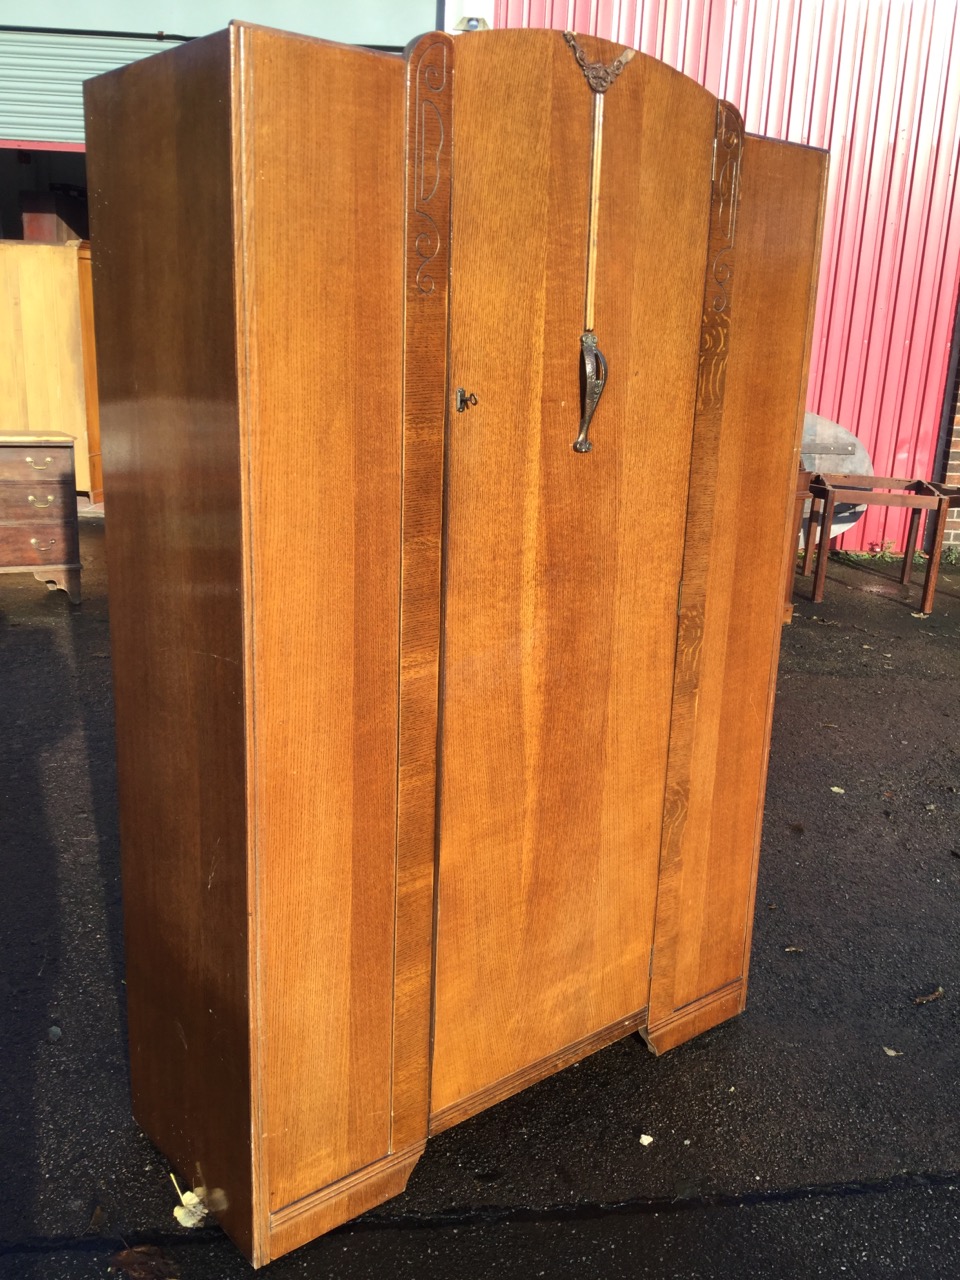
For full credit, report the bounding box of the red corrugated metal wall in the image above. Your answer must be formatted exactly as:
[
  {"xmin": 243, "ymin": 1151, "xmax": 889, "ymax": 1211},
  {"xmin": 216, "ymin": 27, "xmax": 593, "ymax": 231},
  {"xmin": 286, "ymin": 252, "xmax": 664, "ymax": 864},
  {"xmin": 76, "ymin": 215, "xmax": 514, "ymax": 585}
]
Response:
[{"xmin": 494, "ymin": 0, "xmax": 960, "ymax": 551}]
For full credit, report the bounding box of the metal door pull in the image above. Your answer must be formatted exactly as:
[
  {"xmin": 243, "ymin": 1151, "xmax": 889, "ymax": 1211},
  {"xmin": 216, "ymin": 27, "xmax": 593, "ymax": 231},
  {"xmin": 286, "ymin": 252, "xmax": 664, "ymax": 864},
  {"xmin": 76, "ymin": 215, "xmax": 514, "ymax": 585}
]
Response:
[{"xmin": 573, "ymin": 330, "xmax": 606, "ymax": 453}]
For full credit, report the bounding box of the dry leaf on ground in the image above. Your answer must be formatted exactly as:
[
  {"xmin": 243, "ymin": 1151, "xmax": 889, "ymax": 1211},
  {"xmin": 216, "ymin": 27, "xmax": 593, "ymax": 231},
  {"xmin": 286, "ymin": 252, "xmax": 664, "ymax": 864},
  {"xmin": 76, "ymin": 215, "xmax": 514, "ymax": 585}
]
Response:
[
  {"xmin": 882, "ymin": 1047, "xmax": 903, "ymax": 1057},
  {"xmin": 914, "ymin": 986, "xmax": 945, "ymax": 1005},
  {"xmin": 84, "ymin": 1202, "xmax": 106, "ymax": 1235},
  {"xmin": 109, "ymin": 1245, "xmax": 179, "ymax": 1279}
]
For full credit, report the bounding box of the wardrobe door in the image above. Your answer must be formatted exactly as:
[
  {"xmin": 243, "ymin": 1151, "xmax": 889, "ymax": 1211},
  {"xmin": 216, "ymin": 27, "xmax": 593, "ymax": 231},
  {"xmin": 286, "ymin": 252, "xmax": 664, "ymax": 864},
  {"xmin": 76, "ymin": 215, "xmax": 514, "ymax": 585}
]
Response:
[{"xmin": 430, "ymin": 30, "xmax": 715, "ymax": 1126}]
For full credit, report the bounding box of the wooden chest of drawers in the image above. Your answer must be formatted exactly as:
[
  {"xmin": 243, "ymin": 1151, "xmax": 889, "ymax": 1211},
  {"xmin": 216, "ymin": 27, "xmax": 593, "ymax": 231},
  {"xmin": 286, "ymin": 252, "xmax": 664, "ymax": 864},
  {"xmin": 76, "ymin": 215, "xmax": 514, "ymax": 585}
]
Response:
[{"xmin": 0, "ymin": 434, "xmax": 81, "ymax": 603}]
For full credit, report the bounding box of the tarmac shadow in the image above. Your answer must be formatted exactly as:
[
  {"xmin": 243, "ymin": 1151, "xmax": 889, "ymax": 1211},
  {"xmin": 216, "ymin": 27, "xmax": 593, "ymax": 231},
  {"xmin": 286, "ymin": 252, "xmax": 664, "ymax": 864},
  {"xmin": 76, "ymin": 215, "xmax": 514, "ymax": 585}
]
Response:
[
  {"xmin": 0, "ymin": 605, "xmax": 79, "ymax": 1239},
  {"xmin": 0, "ymin": 523, "xmax": 127, "ymax": 1247}
]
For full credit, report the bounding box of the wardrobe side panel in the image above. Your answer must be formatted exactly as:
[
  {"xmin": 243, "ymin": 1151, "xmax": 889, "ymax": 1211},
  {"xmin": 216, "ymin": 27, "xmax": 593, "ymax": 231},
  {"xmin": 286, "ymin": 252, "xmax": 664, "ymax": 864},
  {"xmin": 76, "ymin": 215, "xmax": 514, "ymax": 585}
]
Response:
[
  {"xmin": 235, "ymin": 27, "xmax": 406, "ymax": 1211},
  {"xmin": 647, "ymin": 138, "xmax": 828, "ymax": 1051},
  {"xmin": 84, "ymin": 32, "xmax": 254, "ymax": 1255}
]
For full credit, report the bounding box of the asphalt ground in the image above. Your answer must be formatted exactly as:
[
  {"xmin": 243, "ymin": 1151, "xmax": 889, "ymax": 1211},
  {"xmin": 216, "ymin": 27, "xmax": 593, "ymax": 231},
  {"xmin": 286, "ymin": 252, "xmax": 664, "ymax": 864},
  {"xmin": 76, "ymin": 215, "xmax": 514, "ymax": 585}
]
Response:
[{"xmin": 1, "ymin": 518, "xmax": 958, "ymax": 1280}]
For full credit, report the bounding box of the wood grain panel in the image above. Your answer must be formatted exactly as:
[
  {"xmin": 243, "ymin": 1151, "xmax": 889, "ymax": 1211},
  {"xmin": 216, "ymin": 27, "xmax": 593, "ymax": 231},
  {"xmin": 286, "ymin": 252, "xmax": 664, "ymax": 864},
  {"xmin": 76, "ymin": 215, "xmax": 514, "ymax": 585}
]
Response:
[
  {"xmin": 77, "ymin": 244, "xmax": 103, "ymax": 503},
  {"xmin": 84, "ymin": 30, "xmax": 254, "ymax": 1257},
  {"xmin": 429, "ymin": 1006, "xmax": 648, "ymax": 1135},
  {"xmin": 391, "ymin": 31, "xmax": 454, "ymax": 1155},
  {"xmin": 646, "ymin": 136, "xmax": 828, "ymax": 1050},
  {"xmin": 0, "ymin": 248, "xmax": 29, "ymax": 432},
  {"xmin": 431, "ymin": 30, "xmax": 715, "ymax": 1118},
  {"xmin": 0, "ymin": 242, "xmax": 91, "ymax": 491},
  {"xmin": 233, "ymin": 24, "xmax": 406, "ymax": 1213}
]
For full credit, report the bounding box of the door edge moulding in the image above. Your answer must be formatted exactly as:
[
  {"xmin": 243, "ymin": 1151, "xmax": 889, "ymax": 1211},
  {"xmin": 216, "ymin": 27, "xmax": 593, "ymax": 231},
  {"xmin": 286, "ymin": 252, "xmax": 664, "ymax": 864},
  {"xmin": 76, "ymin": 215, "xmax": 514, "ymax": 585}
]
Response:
[
  {"xmin": 392, "ymin": 28, "xmax": 454, "ymax": 1158},
  {"xmin": 645, "ymin": 94, "xmax": 744, "ymax": 1045}
]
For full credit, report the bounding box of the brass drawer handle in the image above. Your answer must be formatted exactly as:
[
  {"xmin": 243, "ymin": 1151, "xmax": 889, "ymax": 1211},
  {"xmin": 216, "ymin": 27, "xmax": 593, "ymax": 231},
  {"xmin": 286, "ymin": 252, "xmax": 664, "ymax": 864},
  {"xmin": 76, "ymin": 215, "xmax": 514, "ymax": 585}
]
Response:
[
  {"xmin": 24, "ymin": 455, "xmax": 54, "ymax": 470},
  {"xmin": 30, "ymin": 537, "xmax": 57, "ymax": 552},
  {"xmin": 28, "ymin": 494, "xmax": 56, "ymax": 508}
]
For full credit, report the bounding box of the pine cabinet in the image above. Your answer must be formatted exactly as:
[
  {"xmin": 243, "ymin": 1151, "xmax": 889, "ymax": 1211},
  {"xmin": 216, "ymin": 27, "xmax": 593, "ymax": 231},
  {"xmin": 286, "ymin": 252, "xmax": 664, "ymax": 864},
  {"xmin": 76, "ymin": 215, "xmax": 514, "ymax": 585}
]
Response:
[{"xmin": 84, "ymin": 23, "xmax": 827, "ymax": 1266}]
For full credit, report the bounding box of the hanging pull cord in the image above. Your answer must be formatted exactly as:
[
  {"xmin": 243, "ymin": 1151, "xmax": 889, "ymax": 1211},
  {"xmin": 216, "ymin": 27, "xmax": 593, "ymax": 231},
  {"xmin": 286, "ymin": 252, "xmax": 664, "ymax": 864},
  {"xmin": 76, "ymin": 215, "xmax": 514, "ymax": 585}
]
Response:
[{"xmin": 563, "ymin": 33, "xmax": 635, "ymax": 453}]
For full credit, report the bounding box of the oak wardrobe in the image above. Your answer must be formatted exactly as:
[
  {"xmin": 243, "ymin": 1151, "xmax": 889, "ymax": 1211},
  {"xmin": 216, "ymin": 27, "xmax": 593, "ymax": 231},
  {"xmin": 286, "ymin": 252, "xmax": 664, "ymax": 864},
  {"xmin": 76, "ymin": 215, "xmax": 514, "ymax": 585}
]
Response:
[{"xmin": 84, "ymin": 22, "xmax": 827, "ymax": 1266}]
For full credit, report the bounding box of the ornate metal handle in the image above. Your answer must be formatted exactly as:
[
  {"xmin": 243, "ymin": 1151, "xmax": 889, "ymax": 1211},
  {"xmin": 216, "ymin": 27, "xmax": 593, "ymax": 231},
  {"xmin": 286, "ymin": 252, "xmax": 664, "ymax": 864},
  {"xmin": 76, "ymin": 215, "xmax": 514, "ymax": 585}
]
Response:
[
  {"xmin": 24, "ymin": 455, "xmax": 54, "ymax": 470},
  {"xmin": 30, "ymin": 537, "xmax": 57, "ymax": 551},
  {"xmin": 28, "ymin": 494, "xmax": 56, "ymax": 508},
  {"xmin": 573, "ymin": 330, "xmax": 607, "ymax": 453}
]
